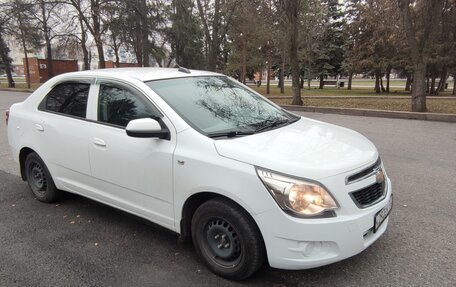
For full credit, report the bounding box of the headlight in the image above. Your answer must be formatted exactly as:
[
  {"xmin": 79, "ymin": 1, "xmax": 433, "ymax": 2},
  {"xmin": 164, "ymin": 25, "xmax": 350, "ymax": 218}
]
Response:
[{"xmin": 256, "ymin": 167, "xmax": 338, "ymax": 217}]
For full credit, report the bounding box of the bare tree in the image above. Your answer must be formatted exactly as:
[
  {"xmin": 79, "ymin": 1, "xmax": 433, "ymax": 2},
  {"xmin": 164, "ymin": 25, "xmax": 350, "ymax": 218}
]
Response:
[
  {"xmin": 0, "ymin": 6, "xmax": 15, "ymax": 88},
  {"xmin": 6, "ymin": 0, "xmax": 42, "ymax": 88},
  {"xmin": 398, "ymin": 0, "xmax": 445, "ymax": 112},
  {"xmin": 66, "ymin": 0, "xmax": 108, "ymax": 68},
  {"xmin": 28, "ymin": 0, "xmax": 64, "ymax": 78},
  {"xmin": 196, "ymin": 0, "xmax": 239, "ymax": 71},
  {"xmin": 275, "ymin": 0, "xmax": 302, "ymax": 104}
]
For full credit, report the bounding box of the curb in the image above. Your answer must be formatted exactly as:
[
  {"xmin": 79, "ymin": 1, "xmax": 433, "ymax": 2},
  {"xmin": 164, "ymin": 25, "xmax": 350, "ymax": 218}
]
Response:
[
  {"xmin": 0, "ymin": 88, "xmax": 35, "ymax": 93},
  {"xmin": 281, "ymin": 105, "xmax": 456, "ymax": 123}
]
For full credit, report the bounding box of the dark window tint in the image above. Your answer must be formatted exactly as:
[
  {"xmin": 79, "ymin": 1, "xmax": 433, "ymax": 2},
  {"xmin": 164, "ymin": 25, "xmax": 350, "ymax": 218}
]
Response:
[
  {"xmin": 98, "ymin": 83, "xmax": 160, "ymax": 127},
  {"xmin": 42, "ymin": 82, "xmax": 89, "ymax": 118}
]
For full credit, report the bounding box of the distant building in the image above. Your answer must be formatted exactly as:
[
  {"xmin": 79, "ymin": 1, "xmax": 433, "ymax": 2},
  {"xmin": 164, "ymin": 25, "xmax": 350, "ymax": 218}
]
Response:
[{"xmin": 23, "ymin": 58, "xmax": 78, "ymax": 83}]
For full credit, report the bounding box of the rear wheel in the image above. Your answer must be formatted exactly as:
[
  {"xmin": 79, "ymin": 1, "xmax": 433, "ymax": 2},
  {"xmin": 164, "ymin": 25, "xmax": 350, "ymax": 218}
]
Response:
[
  {"xmin": 191, "ymin": 198, "xmax": 265, "ymax": 280},
  {"xmin": 24, "ymin": 152, "xmax": 60, "ymax": 202}
]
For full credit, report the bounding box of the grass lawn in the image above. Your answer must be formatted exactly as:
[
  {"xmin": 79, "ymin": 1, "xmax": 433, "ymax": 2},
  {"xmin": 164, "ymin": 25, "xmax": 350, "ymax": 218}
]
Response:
[
  {"xmin": 0, "ymin": 82, "xmax": 41, "ymax": 90},
  {"xmin": 251, "ymin": 86, "xmax": 456, "ymax": 114},
  {"xmin": 350, "ymin": 79, "xmax": 407, "ymax": 86},
  {"xmin": 270, "ymin": 97, "xmax": 456, "ymax": 114},
  {"xmin": 252, "ymin": 86, "xmax": 455, "ymax": 97}
]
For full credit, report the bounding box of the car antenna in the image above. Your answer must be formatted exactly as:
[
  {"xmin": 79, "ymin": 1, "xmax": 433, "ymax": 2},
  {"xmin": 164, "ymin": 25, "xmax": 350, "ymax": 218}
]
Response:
[{"xmin": 175, "ymin": 63, "xmax": 191, "ymax": 74}]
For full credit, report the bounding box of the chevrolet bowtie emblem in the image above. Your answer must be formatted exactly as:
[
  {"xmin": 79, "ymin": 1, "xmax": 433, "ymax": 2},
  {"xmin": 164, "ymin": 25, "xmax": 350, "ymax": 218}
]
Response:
[{"xmin": 375, "ymin": 169, "xmax": 385, "ymax": 184}]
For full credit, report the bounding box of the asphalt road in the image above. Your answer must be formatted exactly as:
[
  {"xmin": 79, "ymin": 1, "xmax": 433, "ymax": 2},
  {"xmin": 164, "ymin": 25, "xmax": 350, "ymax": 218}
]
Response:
[{"xmin": 1, "ymin": 91, "xmax": 455, "ymax": 286}]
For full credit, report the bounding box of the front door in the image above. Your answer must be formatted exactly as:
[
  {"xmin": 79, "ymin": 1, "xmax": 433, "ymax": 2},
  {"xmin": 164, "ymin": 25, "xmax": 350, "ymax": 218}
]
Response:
[{"xmin": 88, "ymin": 80, "xmax": 176, "ymax": 229}]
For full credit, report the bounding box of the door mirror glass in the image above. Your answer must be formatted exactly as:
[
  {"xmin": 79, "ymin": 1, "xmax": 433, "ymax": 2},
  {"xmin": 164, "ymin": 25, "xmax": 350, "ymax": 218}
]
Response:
[{"xmin": 126, "ymin": 118, "xmax": 169, "ymax": 139}]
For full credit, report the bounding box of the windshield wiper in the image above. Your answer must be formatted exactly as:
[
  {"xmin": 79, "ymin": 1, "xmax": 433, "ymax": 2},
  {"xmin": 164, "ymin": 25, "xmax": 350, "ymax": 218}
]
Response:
[
  {"xmin": 207, "ymin": 130, "xmax": 255, "ymax": 139},
  {"xmin": 254, "ymin": 118, "xmax": 291, "ymax": 133}
]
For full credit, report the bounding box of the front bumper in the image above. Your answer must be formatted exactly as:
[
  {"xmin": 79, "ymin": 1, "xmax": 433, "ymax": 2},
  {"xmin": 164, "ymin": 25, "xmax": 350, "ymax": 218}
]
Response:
[{"xmin": 255, "ymin": 178, "xmax": 392, "ymax": 270}]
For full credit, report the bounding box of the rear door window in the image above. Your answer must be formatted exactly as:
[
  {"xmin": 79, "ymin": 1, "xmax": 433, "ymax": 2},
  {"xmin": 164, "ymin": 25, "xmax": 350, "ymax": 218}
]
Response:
[{"xmin": 39, "ymin": 82, "xmax": 90, "ymax": 118}]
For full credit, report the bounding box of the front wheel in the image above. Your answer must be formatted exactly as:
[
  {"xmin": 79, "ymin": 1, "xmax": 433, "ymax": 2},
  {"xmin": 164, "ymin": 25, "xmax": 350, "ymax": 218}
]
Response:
[
  {"xmin": 191, "ymin": 198, "xmax": 265, "ymax": 280},
  {"xmin": 24, "ymin": 152, "xmax": 60, "ymax": 203}
]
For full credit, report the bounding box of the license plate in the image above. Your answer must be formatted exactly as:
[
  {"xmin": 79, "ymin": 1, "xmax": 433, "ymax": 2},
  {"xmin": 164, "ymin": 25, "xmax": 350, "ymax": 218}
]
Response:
[{"xmin": 373, "ymin": 195, "xmax": 393, "ymax": 233}]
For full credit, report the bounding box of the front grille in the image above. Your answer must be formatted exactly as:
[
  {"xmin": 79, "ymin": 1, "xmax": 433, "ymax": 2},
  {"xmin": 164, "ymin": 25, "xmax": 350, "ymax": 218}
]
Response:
[
  {"xmin": 346, "ymin": 158, "xmax": 381, "ymax": 184},
  {"xmin": 350, "ymin": 182, "xmax": 385, "ymax": 208}
]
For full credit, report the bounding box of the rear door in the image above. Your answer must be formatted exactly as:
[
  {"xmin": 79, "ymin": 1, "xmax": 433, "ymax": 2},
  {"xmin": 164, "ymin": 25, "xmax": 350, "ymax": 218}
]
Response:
[
  {"xmin": 87, "ymin": 79, "xmax": 176, "ymax": 229},
  {"xmin": 34, "ymin": 79, "xmax": 94, "ymax": 186}
]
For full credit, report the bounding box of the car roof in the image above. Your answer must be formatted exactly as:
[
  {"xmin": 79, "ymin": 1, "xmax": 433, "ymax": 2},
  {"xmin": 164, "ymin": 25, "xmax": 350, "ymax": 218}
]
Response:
[{"xmin": 61, "ymin": 67, "xmax": 222, "ymax": 82}]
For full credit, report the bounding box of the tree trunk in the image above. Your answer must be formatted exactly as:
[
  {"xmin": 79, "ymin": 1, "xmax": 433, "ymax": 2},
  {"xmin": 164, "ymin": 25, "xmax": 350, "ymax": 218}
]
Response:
[
  {"xmin": 114, "ymin": 46, "xmax": 120, "ymax": 68},
  {"xmin": 281, "ymin": 62, "xmax": 285, "ymax": 94},
  {"xmin": 91, "ymin": 0, "xmax": 105, "ymax": 69},
  {"xmin": 40, "ymin": 0, "xmax": 53, "ymax": 78},
  {"xmin": 266, "ymin": 56, "xmax": 271, "ymax": 95},
  {"xmin": 405, "ymin": 73, "xmax": 412, "ymax": 91},
  {"xmin": 258, "ymin": 68, "xmax": 262, "ymax": 86},
  {"xmin": 141, "ymin": 25, "xmax": 149, "ymax": 66},
  {"xmin": 0, "ymin": 34, "xmax": 15, "ymax": 88},
  {"xmin": 380, "ymin": 76, "xmax": 386, "ymax": 92},
  {"xmin": 241, "ymin": 39, "xmax": 246, "ymax": 84},
  {"xmin": 300, "ymin": 75, "xmax": 304, "ymax": 89},
  {"xmin": 196, "ymin": 0, "xmax": 218, "ymax": 71},
  {"xmin": 453, "ymin": 72, "xmax": 456, "ymax": 95},
  {"xmin": 375, "ymin": 71, "xmax": 381, "ymax": 93},
  {"xmin": 78, "ymin": 16, "xmax": 90, "ymax": 70},
  {"xmin": 398, "ymin": 0, "xmax": 443, "ymax": 111},
  {"xmin": 438, "ymin": 68, "xmax": 448, "ymax": 92},
  {"xmin": 266, "ymin": 48, "xmax": 271, "ymax": 94},
  {"xmin": 277, "ymin": 68, "xmax": 282, "ymax": 89},
  {"xmin": 307, "ymin": 59, "xmax": 312, "ymax": 90},
  {"xmin": 206, "ymin": 43, "xmax": 218, "ymax": 72},
  {"xmin": 95, "ymin": 38, "xmax": 105, "ymax": 69},
  {"xmin": 45, "ymin": 38, "xmax": 53, "ymax": 77},
  {"xmin": 426, "ymin": 76, "xmax": 430, "ymax": 93},
  {"xmin": 3, "ymin": 65, "xmax": 15, "ymax": 88},
  {"xmin": 348, "ymin": 72, "xmax": 353, "ymax": 90},
  {"xmin": 81, "ymin": 44, "xmax": 89, "ymax": 70},
  {"xmin": 289, "ymin": 1, "xmax": 301, "ymax": 105},
  {"xmin": 319, "ymin": 75, "xmax": 324, "ymax": 89},
  {"xmin": 386, "ymin": 67, "xmax": 391, "ymax": 93},
  {"xmin": 430, "ymin": 74, "xmax": 436, "ymax": 95},
  {"xmin": 21, "ymin": 36, "xmax": 31, "ymax": 89},
  {"xmin": 5, "ymin": 68, "xmax": 15, "ymax": 88},
  {"xmin": 411, "ymin": 62, "xmax": 427, "ymax": 112}
]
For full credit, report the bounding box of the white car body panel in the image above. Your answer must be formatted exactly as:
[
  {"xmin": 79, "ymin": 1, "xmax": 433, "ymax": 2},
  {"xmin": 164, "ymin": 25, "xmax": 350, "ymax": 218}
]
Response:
[
  {"xmin": 214, "ymin": 117, "xmax": 378, "ymax": 180},
  {"xmin": 7, "ymin": 68, "xmax": 392, "ymax": 270}
]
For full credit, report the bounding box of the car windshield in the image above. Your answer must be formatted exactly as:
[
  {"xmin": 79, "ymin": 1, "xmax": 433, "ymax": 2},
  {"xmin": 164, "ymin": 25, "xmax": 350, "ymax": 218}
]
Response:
[{"xmin": 146, "ymin": 76, "xmax": 298, "ymax": 137}]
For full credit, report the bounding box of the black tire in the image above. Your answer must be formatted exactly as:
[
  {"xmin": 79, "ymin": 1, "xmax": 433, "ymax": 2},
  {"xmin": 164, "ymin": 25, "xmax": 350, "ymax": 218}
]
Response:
[
  {"xmin": 24, "ymin": 152, "xmax": 60, "ymax": 203},
  {"xmin": 191, "ymin": 198, "xmax": 265, "ymax": 280}
]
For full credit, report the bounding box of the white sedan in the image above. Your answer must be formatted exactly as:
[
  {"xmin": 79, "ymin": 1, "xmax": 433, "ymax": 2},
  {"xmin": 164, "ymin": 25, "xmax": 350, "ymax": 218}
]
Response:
[{"xmin": 6, "ymin": 68, "xmax": 392, "ymax": 280}]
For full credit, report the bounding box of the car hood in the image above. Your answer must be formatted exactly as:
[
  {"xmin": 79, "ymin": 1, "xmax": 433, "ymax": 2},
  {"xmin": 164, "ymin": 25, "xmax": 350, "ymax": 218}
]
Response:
[{"xmin": 214, "ymin": 117, "xmax": 378, "ymax": 180}]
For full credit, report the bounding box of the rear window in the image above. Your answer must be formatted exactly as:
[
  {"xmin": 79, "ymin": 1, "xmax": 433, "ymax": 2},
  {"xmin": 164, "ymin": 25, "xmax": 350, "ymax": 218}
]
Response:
[{"xmin": 39, "ymin": 82, "xmax": 90, "ymax": 118}]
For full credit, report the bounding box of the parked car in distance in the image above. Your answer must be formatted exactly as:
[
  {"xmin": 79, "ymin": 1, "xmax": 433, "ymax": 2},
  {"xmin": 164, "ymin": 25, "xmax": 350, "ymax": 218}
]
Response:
[{"xmin": 6, "ymin": 68, "xmax": 392, "ymax": 280}]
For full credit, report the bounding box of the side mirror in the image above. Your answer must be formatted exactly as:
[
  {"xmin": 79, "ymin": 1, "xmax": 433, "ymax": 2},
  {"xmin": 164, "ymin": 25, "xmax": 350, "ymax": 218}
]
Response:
[{"xmin": 125, "ymin": 118, "xmax": 170, "ymax": 139}]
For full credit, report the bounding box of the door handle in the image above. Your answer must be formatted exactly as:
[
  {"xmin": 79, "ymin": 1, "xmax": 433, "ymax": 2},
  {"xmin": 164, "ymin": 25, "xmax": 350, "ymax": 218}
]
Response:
[
  {"xmin": 92, "ymin": 137, "xmax": 106, "ymax": 147},
  {"xmin": 34, "ymin": 124, "xmax": 44, "ymax": 132}
]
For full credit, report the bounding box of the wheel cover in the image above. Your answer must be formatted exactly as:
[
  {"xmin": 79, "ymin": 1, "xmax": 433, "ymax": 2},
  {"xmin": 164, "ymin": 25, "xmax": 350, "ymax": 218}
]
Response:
[
  {"xmin": 28, "ymin": 161, "xmax": 47, "ymax": 195},
  {"xmin": 203, "ymin": 218, "xmax": 242, "ymax": 268}
]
